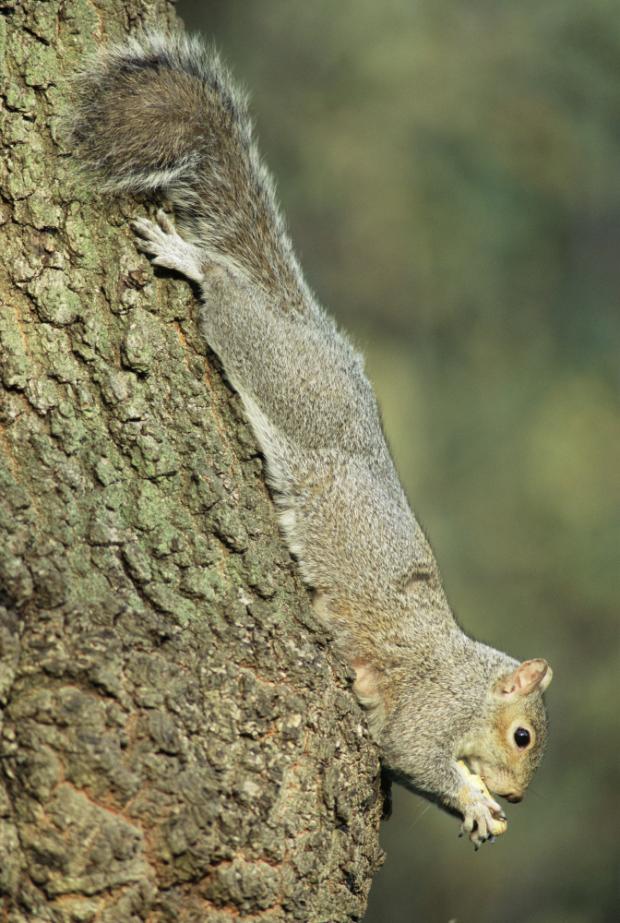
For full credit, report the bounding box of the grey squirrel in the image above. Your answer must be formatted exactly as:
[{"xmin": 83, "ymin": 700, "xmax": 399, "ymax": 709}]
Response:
[{"xmin": 71, "ymin": 31, "xmax": 553, "ymax": 848}]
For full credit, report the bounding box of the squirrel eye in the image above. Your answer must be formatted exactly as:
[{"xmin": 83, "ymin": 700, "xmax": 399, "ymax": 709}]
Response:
[{"xmin": 514, "ymin": 727, "xmax": 531, "ymax": 748}]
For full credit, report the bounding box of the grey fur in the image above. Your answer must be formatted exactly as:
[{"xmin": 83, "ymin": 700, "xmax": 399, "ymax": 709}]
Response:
[{"xmin": 70, "ymin": 31, "xmax": 553, "ymax": 847}]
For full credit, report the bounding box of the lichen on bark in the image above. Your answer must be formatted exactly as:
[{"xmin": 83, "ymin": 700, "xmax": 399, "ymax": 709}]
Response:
[{"xmin": 0, "ymin": 2, "xmax": 383, "ymax": 921}]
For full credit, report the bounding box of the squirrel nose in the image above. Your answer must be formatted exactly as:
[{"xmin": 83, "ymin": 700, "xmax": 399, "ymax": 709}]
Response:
[{"xmin": 505, "ymin": 792, "xmax": 523, "ymax": 804}]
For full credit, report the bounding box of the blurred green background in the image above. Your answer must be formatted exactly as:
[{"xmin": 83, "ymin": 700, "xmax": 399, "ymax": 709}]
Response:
[{"xmin": 180, "ymin": 3, "xmax": 619, "ymax": 921}]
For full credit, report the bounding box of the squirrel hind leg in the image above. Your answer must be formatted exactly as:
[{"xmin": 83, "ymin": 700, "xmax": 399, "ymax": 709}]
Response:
[{"xmin": 132, "ymin": 210, "xmax": 205, "ymax": 284}]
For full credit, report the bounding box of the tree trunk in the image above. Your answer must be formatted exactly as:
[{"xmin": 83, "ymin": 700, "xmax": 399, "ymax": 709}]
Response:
[{"xmin": 0, "ymin": 3, "xmax": 383, "ymax": 921}]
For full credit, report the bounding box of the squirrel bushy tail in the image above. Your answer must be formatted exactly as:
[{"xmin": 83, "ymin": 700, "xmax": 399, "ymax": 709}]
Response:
[{"xmin": 71, "ymin": 32, "xmax": 303, "ymax": 299}]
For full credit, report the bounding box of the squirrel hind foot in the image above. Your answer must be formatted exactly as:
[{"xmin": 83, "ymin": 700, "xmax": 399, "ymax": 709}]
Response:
[{"xmin": 132, "ymin": 210, "xmax": 205, "ymax": 284}]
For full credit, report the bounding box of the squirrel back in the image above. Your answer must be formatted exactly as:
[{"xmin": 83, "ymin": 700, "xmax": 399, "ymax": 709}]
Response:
[{"xmin": 70, "ymin": 32, "xmax": 553, "ymax": 849}]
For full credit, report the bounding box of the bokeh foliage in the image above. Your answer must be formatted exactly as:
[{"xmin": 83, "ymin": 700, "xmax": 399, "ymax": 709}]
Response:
[{"xmin": 180, "ymin": 2, "xmax": 619, "ymax": 921}]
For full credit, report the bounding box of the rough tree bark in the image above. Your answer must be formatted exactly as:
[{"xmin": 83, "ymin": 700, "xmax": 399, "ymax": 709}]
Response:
[{"xmin": 0, "ymin": 2, "xmax": 383, "ymax": 921}]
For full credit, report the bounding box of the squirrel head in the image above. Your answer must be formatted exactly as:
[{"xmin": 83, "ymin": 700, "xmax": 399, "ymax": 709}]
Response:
[{"xmin": 459, "ymin": 658, "xmax": 553, "ymax": 803}]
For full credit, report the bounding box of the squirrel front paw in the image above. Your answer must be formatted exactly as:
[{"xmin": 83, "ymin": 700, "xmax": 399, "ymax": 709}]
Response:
[{"xmin": 456, "ymin": 760, "xmax": 508, "ymax": 849}]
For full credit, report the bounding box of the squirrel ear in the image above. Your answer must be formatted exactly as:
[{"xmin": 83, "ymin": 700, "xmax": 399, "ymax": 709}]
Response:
[
  {"xmin": 352, "ymin": 658, "xmax": 382, "ymax": 710},
  {"xmin": 495, "ymin": 658, "xmax": 553, "ymax": 699}
]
